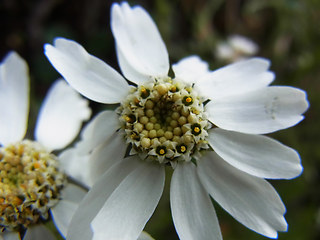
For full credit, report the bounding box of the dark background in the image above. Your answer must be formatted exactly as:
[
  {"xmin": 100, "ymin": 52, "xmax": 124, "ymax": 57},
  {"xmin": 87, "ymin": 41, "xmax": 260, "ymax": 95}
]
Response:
[{"xmin": 1, "ymin": 0, "xmax": 319, "ymax": 239}]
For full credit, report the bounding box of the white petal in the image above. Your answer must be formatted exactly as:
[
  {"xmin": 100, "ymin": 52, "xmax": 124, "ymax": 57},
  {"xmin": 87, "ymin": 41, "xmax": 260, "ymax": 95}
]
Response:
[
  {"xmin": 198, "ymin": 151, "xmax": 287, "ymax": 238},
  {"xmin": 61, "ymin": 183, "xmax": 87, "ymax": 203},
  {"xmin": 137, "ymin": 232, "xmax": 155, "ymax": 240},
  {"xmin": 0, "ymin": 231, "xmax": 20, "ymax": 240},
  {"xmin": 67, "ymin": 156, "xmax": 141, "ymax": 240},
  {"xmin": 92, "ymin": 162, "xmax": 165, "ymax": 240},
  {"xmin": 229, "ymin": 35, "xmax": 258, "ymax": 55},
  {"xmin": 111, "ymin": 2, "xmax": 169, "ymax": 84},
  {"xmin": 59, "ymin": 147, "xmax": 92, "ymax": 187},
  {"xmin": 35, "ymin": 79, "xmax": 91, "ymax": 151},
  {"xmin": 170, "ymin": 162, "xmax": 222, "ymax": 240},
  {"xmin": 0, "ymin": 52, "xmax": 29, "ymax": 145},
  {"xmin": 89, "ymin": 131, "xmax": 127, "ymax": 184},
  {"xmin": 209, "ymin": 128, "xmax": 302, "ymax": 179},
  {"xmin": 172, "ymin": 55, "xmax": 210, "ymax": 84},
  {"xmin": 51, "ymin": 199, "xmax": 79, "ymax": 238},
  {"xmin": 197, "ymin": 58, "xmax": 274, "ymax": 99},
  {"xmin": 78, "ymin": 110, "xmax": 119, "ymax": 154},
  {"xmin": 44, "ymin": 38, "xmax": 130, "ymax": 103},
  {"xmin": 206, "ymin": 86, "xmax": 309, "ymax": 134},
  {"xmin": 24, "ymin": 225, "xmax": 56, "ymax": 240}
]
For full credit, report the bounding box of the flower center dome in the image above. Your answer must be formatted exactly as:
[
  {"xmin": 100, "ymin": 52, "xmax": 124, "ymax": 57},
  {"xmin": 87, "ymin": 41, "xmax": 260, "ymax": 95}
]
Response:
[
  {"xmin": 0, "ymin": 140, "xmax": 65, "ymax": 231},
  {"xmin": 118, "ymin": 78, "xmax": 211, "ymax": 165}
]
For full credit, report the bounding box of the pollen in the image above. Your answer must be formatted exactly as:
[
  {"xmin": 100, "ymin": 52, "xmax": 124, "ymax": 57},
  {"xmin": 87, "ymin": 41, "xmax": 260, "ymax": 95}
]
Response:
[
  {"xmin": 140, "ymin": 87, "xmax": 150, "ymax": 98},
  {"xmin": 0, "ymin": 140, "xmax": 65, "ymax": 231},
  {"xmin": 191, "ymin": 123, "xmax": 202, "ymax": 136},
  {"xmin": 118, "ymin": 77, "xmax": 211, "ymax": 164}
]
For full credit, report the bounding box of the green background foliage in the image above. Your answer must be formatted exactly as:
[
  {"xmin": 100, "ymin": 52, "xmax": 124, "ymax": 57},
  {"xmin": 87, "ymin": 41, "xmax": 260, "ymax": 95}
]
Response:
[{"xmin": 1, "ymin": 0, "xmax": 319, "ymax": 239}]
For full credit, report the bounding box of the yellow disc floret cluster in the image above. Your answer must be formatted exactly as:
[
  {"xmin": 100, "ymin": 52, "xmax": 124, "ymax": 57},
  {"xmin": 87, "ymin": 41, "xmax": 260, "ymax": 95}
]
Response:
[
  {"xmin": 118, "ymin": 78, "xmax": 211, "ymax": 165},
  {"xmin": 0, "ymin": 140, "xmax": 65, "ymax": 231}
]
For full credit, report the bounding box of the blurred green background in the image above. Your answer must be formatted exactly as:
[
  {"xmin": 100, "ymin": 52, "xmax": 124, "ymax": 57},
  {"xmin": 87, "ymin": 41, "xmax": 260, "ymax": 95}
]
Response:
[{"xmin": 1, "ymin": 0, "xmax": 319, "ymax": 239}]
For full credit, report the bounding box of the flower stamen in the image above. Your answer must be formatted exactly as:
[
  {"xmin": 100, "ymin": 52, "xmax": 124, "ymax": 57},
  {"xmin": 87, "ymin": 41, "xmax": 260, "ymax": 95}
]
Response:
[
  {"xmin": 119, "ymin": 78, "xmax": 211, "ymax": 165},
  {"xmin": 0, "ymin": 140, "xmax": 65, "ymax": 231}
]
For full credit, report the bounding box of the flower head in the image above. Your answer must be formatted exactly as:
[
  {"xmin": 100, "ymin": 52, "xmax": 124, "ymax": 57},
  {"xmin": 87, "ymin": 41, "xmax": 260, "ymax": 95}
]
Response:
[
  {"xmin": 0, "ymin": 52, "xmax": 91, "ymax": 239},
  {"xmin": 216, "ymin": 34, "xmax": 259, "ymax": 62},
  {"xmin": 45, "ymin": 2, "xmax": 309, "ymax": 240}
]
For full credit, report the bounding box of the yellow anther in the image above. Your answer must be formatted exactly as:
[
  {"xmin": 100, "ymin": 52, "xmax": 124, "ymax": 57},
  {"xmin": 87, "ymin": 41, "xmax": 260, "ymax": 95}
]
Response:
[
  {"xmin": 33, "ymin": 162, "xmax": 41, "ymax": 169},
  {"xmin": 125, "ymin": 116, "xmax": 131, "ymax": 122},
  {"xmin": 180, "ymin": 146, "xmax": 186, "ymax": 152},
  {"xmin": 141, "ymin": 87, "xmax": 147, "ymax": 93},
  {"xmin": 159, "ymin": 149, "xmax": 165, "ymax": 155},
  {"xmin": 194, "ymin": 127, "xmax": 200, "ymax": 133},
  {"xmin": 134, "ymin": 98, "xmax": 140, "ymax": 105},
  {"xmin": 170, "ymin": 86, "xmax": 177, "ymax": 92},
  {"xmin": 186, "ymin": 97, "xmax": 192, "ymax": 103},
  {"xmin": 140, "ymin": 87, "xmax": 150, "ymax": 98}
]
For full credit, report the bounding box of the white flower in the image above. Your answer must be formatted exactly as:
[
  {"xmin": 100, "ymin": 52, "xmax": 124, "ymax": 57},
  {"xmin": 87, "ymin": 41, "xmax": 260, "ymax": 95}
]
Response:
[
  {"xmin": 44, "ymin": 2, "xmax": 309, "ymax": 240},
  {"xmin": 0, "ymin": 52, "xmax": 91, "ymax": 239},
  {"xmin": 216, "ymin": 34, "xmax": 259, "ymax": 62}
]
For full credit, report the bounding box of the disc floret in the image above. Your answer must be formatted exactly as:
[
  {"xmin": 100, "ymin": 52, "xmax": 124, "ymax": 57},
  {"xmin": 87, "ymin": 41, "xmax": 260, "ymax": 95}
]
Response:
[
  {"xmin": 0, "ymin": 140, "xmax": 65, "ymax": 231},
  {"xmin": 118, "ymin": 78, "xmax": 211, "ymax": 165}
]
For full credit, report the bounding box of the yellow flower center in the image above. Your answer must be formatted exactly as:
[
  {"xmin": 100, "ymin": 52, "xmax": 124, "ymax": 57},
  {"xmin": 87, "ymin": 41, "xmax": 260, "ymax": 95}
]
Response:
[
  {"xmin": 118, "ymin": 78, "xmax": 211, "ymax": 164},
  {"xmin": 0, "ymin": 140, "xmax": 65, "ymax": 231}
]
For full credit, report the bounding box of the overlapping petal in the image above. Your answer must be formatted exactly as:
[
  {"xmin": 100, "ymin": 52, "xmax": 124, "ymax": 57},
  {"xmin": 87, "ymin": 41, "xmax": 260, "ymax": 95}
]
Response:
[
  {"xmin": 58, "ymin": 147, "xmax": 92, "ymax": 187},
  {"xmin": 197, "ymin": 58, "xmax": 274, "ymax": 99},
  {"xmin": 138, "ymin": 232, "xmax": 155, "ymax": 240},
  {"xmin": 24, "ymin": 225, "xmax": 56, "ymax": 240},
  {"xmin": 208, "ymin": 128, "xmax": 302, "ymax": 179},
  {"xmin": 170, "ymin": 162, "xmax": 222, "ymax": 240},
  {"xmin": 67, "ymin": 157, "xmax": 141, "ymax": 240},
  {"xmin": 44, "ymin": 38, "xmax": 130, "ymax": 103},
  {"xmin": 51, "ymin": 200, "xmax": 78, "ymax": 238},
  {"xmin": 206, "ymin": 86, "xmax": 309, "ymax": 134},
  {"xmin": 77, "ymin": 110, "xmax": 119, "ymax": 154},
  {"xmin": 0, "ymin": 231, "xmax": 20, "ymax": 240},
  {"xmin": 51, "ymin": 184, "xmax": 87, "ymax": 238},
  {"xmin": 91, "ymin": 161, "xmax": 165, "ymax": 240},
  {"xmin": 35, "ymin": 79, "xmax": 91, "ymax": 151},
  {"xmin": 0, "ymin": 52, "xmax": 29, "ymax": 145},
  {"xmin": 198, "ymin": 151, "xmax": 287, "ymax": 238},
  {"xmin": 172, "ymin": 55, "xmax": 210, "ymax": 84},
  {"xmin": 111, "ymin": 2, "xmax": 169, "ymax": 84},
  {"xmin": 89, "ymin": 131, "xmax": 127, "ymax": 184}
]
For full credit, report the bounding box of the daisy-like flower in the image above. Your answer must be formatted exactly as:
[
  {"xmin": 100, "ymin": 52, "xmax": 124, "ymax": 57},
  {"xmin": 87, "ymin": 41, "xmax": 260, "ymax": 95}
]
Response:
[
  {"xmin": 216, "ymin": 34, "xmax": 259, "ymax": 62},
  {"xmin": 0, "ymin": 52, "xmax": 91, "ymax": 239},
  {"xmin": 44, "ymin": 2, "xmax": 309, "ymax": 240}
]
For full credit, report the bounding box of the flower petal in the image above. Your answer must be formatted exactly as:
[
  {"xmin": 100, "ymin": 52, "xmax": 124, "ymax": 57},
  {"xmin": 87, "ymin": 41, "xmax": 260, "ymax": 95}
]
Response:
[
  {"xmin": 89, "ymin": 131, "xmax": 127, "ymax": 184},
  {"xmin": 67, "ymin": 156, "xmax": 141, "ymax": 240},
  {"xmin": 111, "ymin": 2, "xmax": 169, "ymax": 84},
  {"xmin": 24, "ymin": 225, "xmax": 56, "ymax": 240},
  {"xmin": 91, "ymin": 162, "xmax": 165, "ymax": 240},
  {"xmin": 170, "ymin": 162, "xmax": 222, "ymax": 240},
  {"xmin": 138, "ymin": 232, "xmax": 155, "ymax": 240},
  {"xmin": 0, "ymin": 52, "xmax": 29, "ymax": 145},
  {"xmin": 35, "ymin": 79, "xmax": 91, "ymax": 151},
  {"xmin": 77, "ymin": 110, "xmax": 119, "ymax": 154},
  {"xmin": 61, "ymin": 183, "xmax": 87, "ymax": 203},
  {"xmin": 51, "ymin": 199, "xmax": 78, "ymax": 238},
  {"xmin": 198, "ymin": 151, "xmax": 287, "ymax": 238},
  {"xmin": 58, "ymin": 147, "xmax": 92, "ymax": 187},
  {"xmin": 0, "ymin": 231, "xmax": 20, "ymax": 240},
  {"xmin": 172, "ymin": 55, "xmax": 210, "ymax": 84},
  {"xmin": 197, "ymin": 58, "xmax": 274, "ymax": 99},
  {"xmin": 209, "ymin": 128, "xmax": 302, "ymax": 179},
  {"xmin": 206, "ymin": 86, "xmax": 309, "ymax": 134},
  {"xmin": 44, "ymin": 38, "xmax": 130, "ymax": 103}
]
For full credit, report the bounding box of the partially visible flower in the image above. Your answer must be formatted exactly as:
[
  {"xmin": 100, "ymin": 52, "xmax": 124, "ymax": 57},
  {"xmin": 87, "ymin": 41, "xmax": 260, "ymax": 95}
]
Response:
[
  {"xmin": 45, "ymin": 2, "xmax": 309, "ymax": 240},
  {"xmin": 0, "ymin": 52, "xmax": 91, "ymax": 239},
  {"xmin": 215, "ymin": 34, "xmax": 259, "ymax": 62}
]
